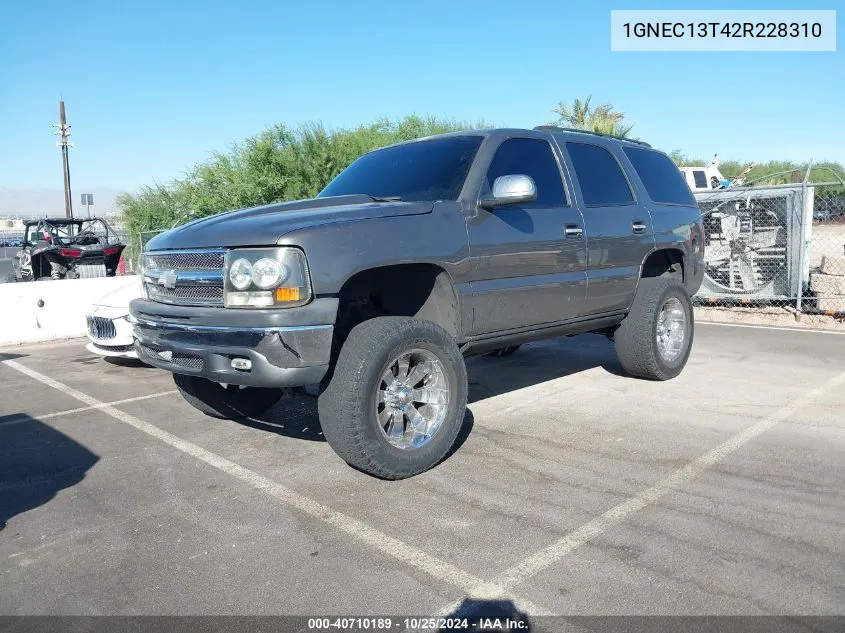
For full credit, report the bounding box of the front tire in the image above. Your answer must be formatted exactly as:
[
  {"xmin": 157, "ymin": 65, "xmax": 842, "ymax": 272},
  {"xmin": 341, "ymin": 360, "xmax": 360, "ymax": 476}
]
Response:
[
  {"xmin": 173, "ymin": 373, "xmax": 284, "ymax": 419},
  {"xmin": 614, "ymin": 278, "xmax": 694, "ymax": 381},
  {"xmin": 318, "ymin": 317, "xmax": 468, "ymax": 480}
]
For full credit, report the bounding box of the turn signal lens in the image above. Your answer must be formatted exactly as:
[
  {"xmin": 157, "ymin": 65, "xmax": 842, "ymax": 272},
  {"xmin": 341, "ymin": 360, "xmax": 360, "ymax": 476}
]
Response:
[{"xmin": 275, "ymin": 287, "xmax": 301, "ymax": 302}]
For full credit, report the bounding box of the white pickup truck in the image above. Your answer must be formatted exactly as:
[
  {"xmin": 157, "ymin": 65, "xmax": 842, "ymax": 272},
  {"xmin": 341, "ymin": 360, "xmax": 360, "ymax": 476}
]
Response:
[{"xmin": 680, "ymin": 155, "xmax": 754, "ymax": 192}]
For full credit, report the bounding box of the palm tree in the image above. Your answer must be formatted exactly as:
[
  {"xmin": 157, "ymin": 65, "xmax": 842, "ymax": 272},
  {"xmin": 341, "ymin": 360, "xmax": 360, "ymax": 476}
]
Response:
[{"xmin": 551, "ymin": 95, "xmax": 633, "ymax": 138}]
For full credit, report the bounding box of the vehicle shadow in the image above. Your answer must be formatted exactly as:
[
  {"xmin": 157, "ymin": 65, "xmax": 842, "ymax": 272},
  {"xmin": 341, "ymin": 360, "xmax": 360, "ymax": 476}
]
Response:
[
  {"xmin": 439, "ymin": 598, "xmax": 532, "ymax": 631},
  {"xmin": 0, "ymin": 352, "xmax": 27, "ymax": 362},
  {"xmin": 236, "ymin": 335, "xmax": 622, "ymax": 452},
  {"xmin": 242, "ymin": 394, "xmax": 326, "ymax": 442},
  {"xmin": 466, "ymin": 334, "xmax": 625, "ymax": 403},
  {"xmin": 244, "ymin": 396, "xmax": 475, "ymax": 458},
  {"xmin": 0, "ymin": 414, "xmax": 99, "ymax": 532},
  {"xmin": 104, "ymin": 357, "xmax": 155, "ymax": 369}
]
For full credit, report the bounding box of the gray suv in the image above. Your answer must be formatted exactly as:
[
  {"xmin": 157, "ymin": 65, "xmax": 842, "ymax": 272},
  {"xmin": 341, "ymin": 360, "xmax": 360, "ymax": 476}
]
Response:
[{"xmin": 131, "ymin": 127, "xmax": 704, "ymax": 479}]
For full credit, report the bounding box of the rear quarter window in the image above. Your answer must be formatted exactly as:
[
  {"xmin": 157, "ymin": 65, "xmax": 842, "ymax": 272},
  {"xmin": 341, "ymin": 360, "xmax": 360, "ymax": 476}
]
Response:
[
  {"xmin": 624, "ymin": 147, "xmax": 697, "ymax": 205},
  {"xmin": 565, "ymin": 142, "xmax": 634, "ymax": 207}
]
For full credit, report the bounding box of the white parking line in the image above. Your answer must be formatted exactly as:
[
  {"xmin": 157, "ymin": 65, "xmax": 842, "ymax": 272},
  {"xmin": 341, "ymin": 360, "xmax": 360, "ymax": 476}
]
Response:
[
  {"xmin": 0, "ymin": 358, "xmax": 551, "ymax": 615},
  {"xmin": 698, "ymin": 321, "xmax": 845, "ymax": 335},
  {"xmin": 431, "ymin": 368, "xmax": 845, "ymax": 617},
  {"xmin": 0, "ymin": 391, "xmax": 178, "ymax": 426}
]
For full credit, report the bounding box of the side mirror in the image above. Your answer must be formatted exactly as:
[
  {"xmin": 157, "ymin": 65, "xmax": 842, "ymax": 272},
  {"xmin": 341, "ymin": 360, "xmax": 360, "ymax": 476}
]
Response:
[{"xmin": 479, "ymin": 174, "xmax": 537, "ymax": 209}]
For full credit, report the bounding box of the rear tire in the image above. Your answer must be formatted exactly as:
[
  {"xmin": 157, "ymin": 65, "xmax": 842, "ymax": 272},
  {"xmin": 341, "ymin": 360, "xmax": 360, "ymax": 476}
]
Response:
[
  {"xmin": 614, "ymin": 278, "xmax": 694, "ymax": 381},
  {"xmin": 173, "ymin": 373, "xmax": 284, "ymax": 419},
  {"xmin": 318, "ymin": 317, "xmax": 468, "ymax": 480}
]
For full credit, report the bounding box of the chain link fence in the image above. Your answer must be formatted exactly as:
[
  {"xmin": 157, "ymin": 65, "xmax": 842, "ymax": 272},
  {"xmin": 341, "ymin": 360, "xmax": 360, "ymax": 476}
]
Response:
[
  {"xmin": 694, "ymin": 182, "xmax": 845, "ymax": 316},
  {"xmin": 0, "ymin": 230, "xmax": 25, "ymax": 282},
  {"xmin": 120, "ymin": 230, "xmax": 164, "ymax": 274},
  {"xmin": 0, "ymin": 230, "xmax": 25, "ymax": 260}
]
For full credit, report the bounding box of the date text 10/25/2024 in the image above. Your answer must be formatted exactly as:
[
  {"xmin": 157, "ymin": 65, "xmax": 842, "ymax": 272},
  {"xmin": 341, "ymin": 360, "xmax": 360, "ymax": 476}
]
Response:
[{"xmin": 307, "ymin": 617, "xmax": 529, "ymax": 630}]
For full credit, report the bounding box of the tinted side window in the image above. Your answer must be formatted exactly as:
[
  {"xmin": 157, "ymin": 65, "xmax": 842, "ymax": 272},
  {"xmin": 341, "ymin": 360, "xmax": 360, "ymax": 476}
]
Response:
[
  {"xmin": 624, "ymin": 147, "xmax": 697, "ymax": 205},
  {"xmin": 692, "ymin": 170, "xmax": 708, "ymax": 189},
  {"xmin": 485, "ymin": 138, "xmax": 567, "ymax": 206},
  {"xmin": 565, "ymin": 142, "xmax": 634, "ymax": 206}
]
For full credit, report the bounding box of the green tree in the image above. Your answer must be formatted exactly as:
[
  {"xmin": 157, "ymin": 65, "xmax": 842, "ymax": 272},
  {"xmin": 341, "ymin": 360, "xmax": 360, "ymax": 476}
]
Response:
[
  {"xmin": 117, "ymin": 116, "xmax": 485, "ymax": 261},
  {"xmin": 551, "ymin": 95, "xmax": 633, "ymax": 137}
]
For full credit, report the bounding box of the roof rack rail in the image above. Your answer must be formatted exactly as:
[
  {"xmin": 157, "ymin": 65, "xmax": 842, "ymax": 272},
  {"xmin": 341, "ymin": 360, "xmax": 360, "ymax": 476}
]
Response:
[{"xmin": 533, "ymin": 125, "xmax": 651, "ymax": 147}]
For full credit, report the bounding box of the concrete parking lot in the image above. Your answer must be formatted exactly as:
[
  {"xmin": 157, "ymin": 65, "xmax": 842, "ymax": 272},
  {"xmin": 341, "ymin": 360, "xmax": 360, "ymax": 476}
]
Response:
[{"xmin": 1, "ymin": 323, "xmax": 843, "ymax": 619}]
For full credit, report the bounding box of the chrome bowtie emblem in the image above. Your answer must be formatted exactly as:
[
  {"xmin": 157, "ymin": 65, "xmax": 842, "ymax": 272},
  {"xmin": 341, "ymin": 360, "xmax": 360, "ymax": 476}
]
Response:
[
  {"xmin": 157, "ymin": 350, "xmax": 173, "ymax": 362},
  {"xmin": 158, "ymin": 270, "xmax": 178, "ymax": 289}
]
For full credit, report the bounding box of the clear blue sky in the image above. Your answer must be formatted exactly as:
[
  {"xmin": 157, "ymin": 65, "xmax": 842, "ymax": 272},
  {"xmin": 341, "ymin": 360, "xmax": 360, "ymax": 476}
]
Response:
[{"xmin": 1, "ymin": 0, "xmax": 842, "ymax": 193}]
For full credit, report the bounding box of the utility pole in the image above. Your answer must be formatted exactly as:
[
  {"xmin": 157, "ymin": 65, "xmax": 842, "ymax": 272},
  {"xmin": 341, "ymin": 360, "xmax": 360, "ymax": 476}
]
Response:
[{"xmin": 54, "ymin": 100, "xmax": 74, "ymax": 219}]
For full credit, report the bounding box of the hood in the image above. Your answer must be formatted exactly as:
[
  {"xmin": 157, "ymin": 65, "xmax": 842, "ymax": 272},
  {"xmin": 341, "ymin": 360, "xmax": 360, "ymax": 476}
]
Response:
[
  {"xmin": 147, "ymin": 195, "xmax": 433, "ymax": 250},
  {"xmin": 91, "ymin": 276, "xmax": 144, "ymax": 311}
]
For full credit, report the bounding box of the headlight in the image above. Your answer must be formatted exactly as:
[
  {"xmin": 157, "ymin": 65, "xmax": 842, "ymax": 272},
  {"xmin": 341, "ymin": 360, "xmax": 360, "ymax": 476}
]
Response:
[
  {"xmin": 251, "ymin": 258, "xmax": 287, "ymax": 289},
  {"xmin": 223, "ymin": 247, "xmax": 311, "ymax": 309},
  {"xmin": 228, "ymin": 258, "xmax": 253, "ymax": 290}
]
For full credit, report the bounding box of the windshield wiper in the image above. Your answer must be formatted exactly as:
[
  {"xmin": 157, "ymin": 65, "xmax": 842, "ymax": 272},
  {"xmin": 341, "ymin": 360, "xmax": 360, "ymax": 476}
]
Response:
[{"xmin": 367, "ymin": 195, "xmax": 402, "ymax": 202}]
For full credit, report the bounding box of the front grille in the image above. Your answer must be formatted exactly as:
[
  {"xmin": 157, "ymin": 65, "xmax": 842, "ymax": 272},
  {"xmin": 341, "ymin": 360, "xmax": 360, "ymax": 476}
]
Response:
[
  {"xmin": 93, "ymin": 342, "xmax": 135, "ymax": 353},
  {"xmin": 144, "ymin": 249, "xmax": 225, "ymax": 307},
  {"xmin": 138, "ymin": 344, "xmax": 204, "ymax": 370},
  {"xmin": 147, "ymin": 284, "xmax": 224, "ymax": 304},
  {"xmin": 172, "ymin": 353, "xmax": 204, "ymax": 370},
  {"xmin": 87, "ymin": 316, "xmax": 117, "ymax": 340},
  {"xmin": 146, "ymin": 251, "xmax": 225, "ymax": 270}
]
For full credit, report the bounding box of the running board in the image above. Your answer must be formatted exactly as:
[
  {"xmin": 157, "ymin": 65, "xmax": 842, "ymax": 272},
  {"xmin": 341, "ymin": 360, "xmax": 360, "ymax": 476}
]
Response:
[{"xmin": 459, "ymin": 314, "xmax": 625, "ymax": 357}]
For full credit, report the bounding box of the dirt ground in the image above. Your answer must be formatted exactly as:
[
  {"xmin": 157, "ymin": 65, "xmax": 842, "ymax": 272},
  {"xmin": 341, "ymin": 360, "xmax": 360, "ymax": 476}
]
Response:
[{"xmin": 809, "ymin": 223, "xmax": 845, "ymax": 268}]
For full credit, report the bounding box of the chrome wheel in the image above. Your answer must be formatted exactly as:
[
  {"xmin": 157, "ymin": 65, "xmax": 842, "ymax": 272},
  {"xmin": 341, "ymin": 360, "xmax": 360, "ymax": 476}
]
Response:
[
  {"xmin": 655, "ymin": 297, "xmax": 686, "ymax": 363},
  {"xmin": 376, "ymin": 348, "xmax": 450, "ymax": 450}
]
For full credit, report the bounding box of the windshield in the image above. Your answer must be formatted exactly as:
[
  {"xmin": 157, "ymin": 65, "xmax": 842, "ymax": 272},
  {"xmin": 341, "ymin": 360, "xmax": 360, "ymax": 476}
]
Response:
[{"xmin": 318, "ymin": 135, "xmax": 484, "ymax": 202}]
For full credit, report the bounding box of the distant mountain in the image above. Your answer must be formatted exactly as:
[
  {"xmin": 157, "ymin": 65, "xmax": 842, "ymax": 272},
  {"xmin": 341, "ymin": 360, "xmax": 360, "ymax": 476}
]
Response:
[{"xmin": 0, "ymin": 187, "xmax": 124, "ymax": 219}]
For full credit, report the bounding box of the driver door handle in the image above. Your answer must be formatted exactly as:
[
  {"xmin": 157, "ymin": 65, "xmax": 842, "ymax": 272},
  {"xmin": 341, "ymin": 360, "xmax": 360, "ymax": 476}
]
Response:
[{"xmin": 564, "ymin": 224, "xmax": 583, "ymax": 238}]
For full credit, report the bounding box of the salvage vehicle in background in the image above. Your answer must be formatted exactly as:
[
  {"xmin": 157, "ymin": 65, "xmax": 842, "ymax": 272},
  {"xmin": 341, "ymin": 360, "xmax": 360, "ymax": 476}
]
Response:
[
  {"xmin": 680, "ymin": 155, "xmax": 755, "ymax": 192},
  {"xmin": 7, "ymin": 218, "xmax": 125, "ymax": 282},
  {"xmin": 131, "ymin": 126, "xmax": 704, "ymax": 479},
  {"xmin": 85, "ymin": 276, "xmax": 145, "ymax": 359}
]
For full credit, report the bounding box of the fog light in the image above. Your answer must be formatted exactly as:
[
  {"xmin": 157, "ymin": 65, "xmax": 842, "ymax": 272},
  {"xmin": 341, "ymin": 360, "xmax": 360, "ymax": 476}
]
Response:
[{"xmin": 231, "ymin": 358, "xmax": 252, "ymax": 371}]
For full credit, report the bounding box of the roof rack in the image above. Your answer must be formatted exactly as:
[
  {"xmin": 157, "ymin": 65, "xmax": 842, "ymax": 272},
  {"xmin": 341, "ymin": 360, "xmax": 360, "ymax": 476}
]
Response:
[{"xmin": 533, "ymin": 125, "xmax": 651, "ymax": 147}]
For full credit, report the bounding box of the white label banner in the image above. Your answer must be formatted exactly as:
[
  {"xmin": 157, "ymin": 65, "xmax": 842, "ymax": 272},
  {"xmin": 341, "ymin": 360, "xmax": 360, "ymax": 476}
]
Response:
[{"xmin": 611, "ymin": 10, "xmax": 836, "ymax": 51}]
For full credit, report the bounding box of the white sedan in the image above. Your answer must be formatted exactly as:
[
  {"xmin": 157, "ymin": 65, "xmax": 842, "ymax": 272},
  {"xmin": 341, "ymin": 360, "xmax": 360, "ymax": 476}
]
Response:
[{"xmin": 85, "ymin": 276, "xmax": 144, "ymax": 359}]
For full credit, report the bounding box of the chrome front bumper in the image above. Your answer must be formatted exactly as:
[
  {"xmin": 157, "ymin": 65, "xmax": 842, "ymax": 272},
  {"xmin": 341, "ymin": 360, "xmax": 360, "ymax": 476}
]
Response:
[{"xmin": 129, "ymin": 298, "xmax": 337, "ymax": 388}]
